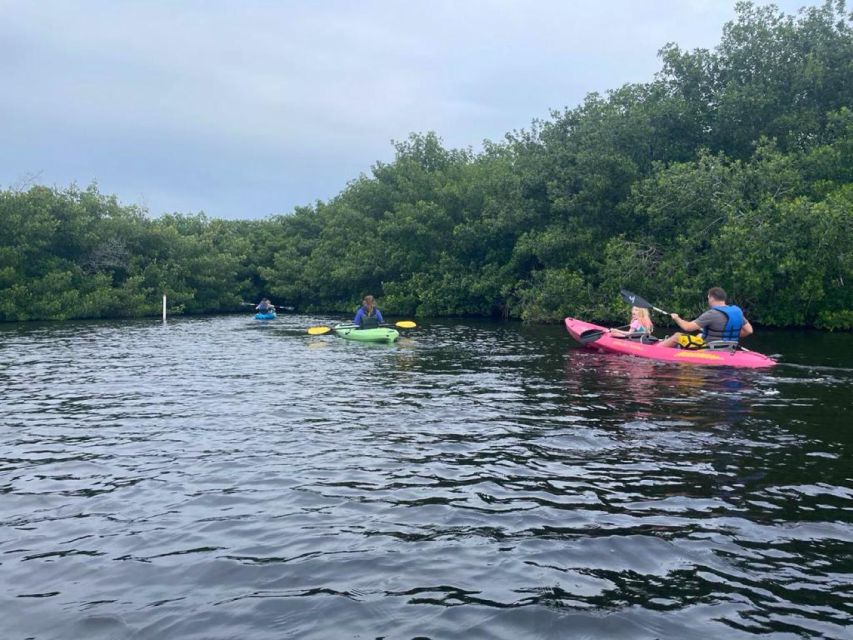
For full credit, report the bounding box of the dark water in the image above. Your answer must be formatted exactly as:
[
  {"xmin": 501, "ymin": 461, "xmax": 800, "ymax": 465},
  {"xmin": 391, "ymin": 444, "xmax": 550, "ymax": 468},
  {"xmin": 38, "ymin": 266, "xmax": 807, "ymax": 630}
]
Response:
[{"xmin": 1, "ymin": 315, "xmax": 850, "ymax": 640}]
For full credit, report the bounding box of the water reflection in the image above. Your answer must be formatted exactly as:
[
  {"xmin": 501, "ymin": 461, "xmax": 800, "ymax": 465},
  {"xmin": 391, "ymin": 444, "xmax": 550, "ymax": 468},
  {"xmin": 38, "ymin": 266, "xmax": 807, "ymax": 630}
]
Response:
[
  {"xmin": 0, "ymin": 316, "xmax": 850, "ymax": 639},
  {"xmin": 563, "ymin": 348, "xmax": 762, "ymax": 431}
]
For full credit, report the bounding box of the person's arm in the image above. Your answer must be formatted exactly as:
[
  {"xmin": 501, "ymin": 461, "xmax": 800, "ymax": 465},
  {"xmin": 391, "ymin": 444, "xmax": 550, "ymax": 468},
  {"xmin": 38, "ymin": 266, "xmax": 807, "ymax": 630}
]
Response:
[
  {"xmin": 353, "ymin": 308, "xmax": 364, "ymax": 325},
  {"xmin": 375, "ymin": 309, "xmax": 384, "ymax": 324},
  {"xmin": 740, "ymin": 318, "xmax": 753, "ymax": 338},
  {"xmin": 671, "ymin": 313, "xmax": 701, "ymax": 333}
]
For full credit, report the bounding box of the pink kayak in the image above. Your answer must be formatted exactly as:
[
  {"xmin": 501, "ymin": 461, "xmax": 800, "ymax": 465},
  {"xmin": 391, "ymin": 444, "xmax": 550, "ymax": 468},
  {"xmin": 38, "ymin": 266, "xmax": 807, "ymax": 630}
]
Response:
[{"xmin": 565, "ymin": 317, "xmax": 776, "ymax": 368}]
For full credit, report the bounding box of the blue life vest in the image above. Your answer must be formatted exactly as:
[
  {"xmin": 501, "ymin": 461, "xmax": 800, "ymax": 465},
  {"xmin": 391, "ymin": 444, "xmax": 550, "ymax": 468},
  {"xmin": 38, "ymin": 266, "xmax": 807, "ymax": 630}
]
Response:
[{"xmin": 702, "ymin": 305, "xmax": 744, "ymax": 342}]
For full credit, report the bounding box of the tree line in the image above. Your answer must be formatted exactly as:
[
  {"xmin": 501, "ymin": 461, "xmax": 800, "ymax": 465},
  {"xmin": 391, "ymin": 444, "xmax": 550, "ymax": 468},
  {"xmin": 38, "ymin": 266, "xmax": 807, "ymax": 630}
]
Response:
[{"xmin": 1, "ymin": 1, "xmax": 851, "ymax": 328}]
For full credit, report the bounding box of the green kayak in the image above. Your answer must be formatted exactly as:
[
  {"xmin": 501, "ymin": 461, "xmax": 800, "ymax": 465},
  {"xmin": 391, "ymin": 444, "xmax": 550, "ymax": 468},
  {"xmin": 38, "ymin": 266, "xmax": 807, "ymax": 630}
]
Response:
[{"xmin": 333, "ymin": 325, "xmax": 399, "ymax": 343}]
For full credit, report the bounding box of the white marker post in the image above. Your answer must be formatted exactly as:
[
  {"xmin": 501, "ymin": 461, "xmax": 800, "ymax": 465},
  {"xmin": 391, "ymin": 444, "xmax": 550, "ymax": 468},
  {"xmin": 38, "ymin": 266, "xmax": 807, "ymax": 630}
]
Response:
[{"xmin": 162, "ymin": 293, "xmax": 167, "ymax": 322}]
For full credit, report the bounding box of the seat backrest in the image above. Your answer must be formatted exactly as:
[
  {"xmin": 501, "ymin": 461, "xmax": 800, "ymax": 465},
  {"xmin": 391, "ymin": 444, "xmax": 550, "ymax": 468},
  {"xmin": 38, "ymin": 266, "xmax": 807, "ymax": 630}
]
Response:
[
  {"xmin": 360, "ymin": 316, "xmax": 380, "ymax": 329},
  {"xmin": 705, "ymin": 340, "xmax": 738, "ymax": 351}
]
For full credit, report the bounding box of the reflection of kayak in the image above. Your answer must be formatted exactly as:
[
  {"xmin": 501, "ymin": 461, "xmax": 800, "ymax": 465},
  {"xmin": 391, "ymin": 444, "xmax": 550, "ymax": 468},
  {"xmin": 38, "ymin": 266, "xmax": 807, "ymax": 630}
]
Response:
[
  {"xmin": 565, "ymin": 317, "xmax": 776, "ymax": 368},
  {"xmin": 334, "ymin": 325, "xmax": 399, "ymax": 343},
  {"xmin": 255, "ymin": 311, "xmax": 277, "ymax": 320}
]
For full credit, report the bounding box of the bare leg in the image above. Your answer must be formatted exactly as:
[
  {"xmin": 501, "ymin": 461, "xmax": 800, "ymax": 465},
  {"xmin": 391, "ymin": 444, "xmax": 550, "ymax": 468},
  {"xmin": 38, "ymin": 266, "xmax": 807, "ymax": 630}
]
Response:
[{"xmin": 658, "ymin": 332, "xmax": 682, "ymax": 348}]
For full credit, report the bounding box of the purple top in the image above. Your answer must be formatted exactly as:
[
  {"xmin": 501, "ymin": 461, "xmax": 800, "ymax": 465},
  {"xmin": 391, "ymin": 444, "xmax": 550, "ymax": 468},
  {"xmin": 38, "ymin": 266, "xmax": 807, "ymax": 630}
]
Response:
[{"xmin": 353, "ymin": 307, "xmax": 383, "ymax": 326}]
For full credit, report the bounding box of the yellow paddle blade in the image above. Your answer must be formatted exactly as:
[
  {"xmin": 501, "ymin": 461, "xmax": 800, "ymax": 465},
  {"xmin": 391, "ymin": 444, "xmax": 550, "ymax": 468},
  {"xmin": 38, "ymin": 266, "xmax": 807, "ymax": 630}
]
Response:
[
  {"xmin": 395, "ymin": 321, "xmax": 417, "ymax": 329},
  {"xmin": 307, "ymin": 326, "xmax": 333, "ymax": 335}
]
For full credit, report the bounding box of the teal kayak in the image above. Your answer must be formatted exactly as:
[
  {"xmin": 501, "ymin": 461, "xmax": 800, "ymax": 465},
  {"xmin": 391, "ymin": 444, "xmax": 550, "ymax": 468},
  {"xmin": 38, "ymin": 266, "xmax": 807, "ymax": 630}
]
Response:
[
  {"xmin": 333, "ymin": 325, "xmax": 399, "ymax": 343},
  {"xmin": 255, "ymin": 311, "xmax": 277, "ymax": 320}
]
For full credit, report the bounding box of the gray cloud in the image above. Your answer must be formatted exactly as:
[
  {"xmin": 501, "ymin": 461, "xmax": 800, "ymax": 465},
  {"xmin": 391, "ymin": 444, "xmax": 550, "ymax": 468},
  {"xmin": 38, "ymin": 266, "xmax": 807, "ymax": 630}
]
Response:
[{"xmin": 1, "ymin": 0, "xmax": 816, "ymax": 218}]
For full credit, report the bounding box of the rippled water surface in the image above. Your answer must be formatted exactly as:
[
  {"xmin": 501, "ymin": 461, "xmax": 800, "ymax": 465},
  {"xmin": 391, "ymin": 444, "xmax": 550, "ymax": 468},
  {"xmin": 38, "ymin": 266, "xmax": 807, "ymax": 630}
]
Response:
[{"xmin": 1, "ymin": 315, "xmax": 851, "ymax": 639}]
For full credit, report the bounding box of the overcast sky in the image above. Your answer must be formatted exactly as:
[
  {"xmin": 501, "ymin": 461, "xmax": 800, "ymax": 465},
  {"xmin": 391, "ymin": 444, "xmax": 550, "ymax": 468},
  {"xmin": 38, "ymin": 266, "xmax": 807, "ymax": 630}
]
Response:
[{"xmin": 1, "ymin": 0, "xmax": 818, "ymax": 219}]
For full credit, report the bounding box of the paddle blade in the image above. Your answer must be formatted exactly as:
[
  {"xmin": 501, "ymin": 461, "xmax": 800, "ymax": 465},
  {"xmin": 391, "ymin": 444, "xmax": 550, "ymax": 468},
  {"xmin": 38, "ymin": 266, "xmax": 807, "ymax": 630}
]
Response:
[
  {"xmin": 620, "ymin": 288, "xmax": 652, "ymax": 309},
  {"xmin": 395, "ymin": 321, "xmax": 417, "ymax": 329},
  {"xmin": 307, "ymin": 326, "xmax": 333, "ymax": 335},
  {"xmin": 620, "ymin": 288, "xmax": 670, "ymax": 315},
  {"xmin": 579, "ymin": 329, "xmax": 606, "ymax": 344}
]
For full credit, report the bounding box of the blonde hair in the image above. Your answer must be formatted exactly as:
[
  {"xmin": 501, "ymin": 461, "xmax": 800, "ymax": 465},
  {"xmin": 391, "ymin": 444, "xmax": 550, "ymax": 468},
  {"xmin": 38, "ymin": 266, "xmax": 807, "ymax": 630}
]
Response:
[{"xmin": 633, "ymin": 307, "xmax": 653, "ymax": 331}]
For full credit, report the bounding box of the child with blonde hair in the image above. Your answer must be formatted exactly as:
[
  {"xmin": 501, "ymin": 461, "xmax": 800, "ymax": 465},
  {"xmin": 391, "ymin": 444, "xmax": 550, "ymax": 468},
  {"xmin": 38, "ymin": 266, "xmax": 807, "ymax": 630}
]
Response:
[{"xmin": 609, "ymin": 306, "xmax": 653, "ymax": 337}]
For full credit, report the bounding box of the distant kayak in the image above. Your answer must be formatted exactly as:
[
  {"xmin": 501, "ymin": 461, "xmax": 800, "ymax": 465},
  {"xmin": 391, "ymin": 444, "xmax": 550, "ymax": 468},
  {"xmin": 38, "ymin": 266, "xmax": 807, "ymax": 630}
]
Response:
[
  {"xmin": 255, "ymin": 311, "xmax": 277, "ymax": 320},
  {"xmin": 334, "ymin": 325, "xmax": 399, "ymax": 343},
  {"xmin": 565, "ymin": 317, "xmax": 776, "ymax": 368}
]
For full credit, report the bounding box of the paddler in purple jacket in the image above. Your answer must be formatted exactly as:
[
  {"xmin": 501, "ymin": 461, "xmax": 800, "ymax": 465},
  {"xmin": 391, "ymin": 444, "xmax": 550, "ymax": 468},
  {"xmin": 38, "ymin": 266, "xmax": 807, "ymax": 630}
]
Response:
[{"xmin": 353, "ymin": 295, "xmax": 384, "ymax": 329}]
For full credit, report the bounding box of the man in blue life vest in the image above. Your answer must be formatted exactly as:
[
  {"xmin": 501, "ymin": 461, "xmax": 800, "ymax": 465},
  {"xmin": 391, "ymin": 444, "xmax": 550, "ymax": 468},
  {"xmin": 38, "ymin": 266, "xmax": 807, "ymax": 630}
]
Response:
[{"xmin": 658, "ymin": 287, "xmax": 753, "ymax": 349}]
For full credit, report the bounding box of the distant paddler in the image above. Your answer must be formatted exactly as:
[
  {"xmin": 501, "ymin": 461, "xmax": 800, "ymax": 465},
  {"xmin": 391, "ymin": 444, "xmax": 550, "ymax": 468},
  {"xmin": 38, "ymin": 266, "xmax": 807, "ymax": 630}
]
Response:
[{"xmin": 353, "ymin": 294, "xmax": 383, "ymax": 329}]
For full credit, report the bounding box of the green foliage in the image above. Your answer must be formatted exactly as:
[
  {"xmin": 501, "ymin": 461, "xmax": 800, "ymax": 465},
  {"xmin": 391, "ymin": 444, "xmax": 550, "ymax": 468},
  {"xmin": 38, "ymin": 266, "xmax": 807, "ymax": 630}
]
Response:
[
  {"xmin": 1, "ymin": 2, "xmax": 851, "ymax": 328},
  {"xmin": 515, "ymin": 269, "xmax": 591, "ymax": 323},
  {"xmin": 0, "ymin": 186, "xmax": 254, "ymax": 320}
]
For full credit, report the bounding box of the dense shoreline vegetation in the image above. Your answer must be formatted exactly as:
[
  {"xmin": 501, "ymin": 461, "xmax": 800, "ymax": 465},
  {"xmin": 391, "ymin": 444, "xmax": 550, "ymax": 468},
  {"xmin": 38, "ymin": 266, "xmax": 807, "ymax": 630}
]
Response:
[{"xmin": 2, "ymin": 2, "xmax": 851, "ymax": 328}]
